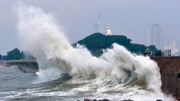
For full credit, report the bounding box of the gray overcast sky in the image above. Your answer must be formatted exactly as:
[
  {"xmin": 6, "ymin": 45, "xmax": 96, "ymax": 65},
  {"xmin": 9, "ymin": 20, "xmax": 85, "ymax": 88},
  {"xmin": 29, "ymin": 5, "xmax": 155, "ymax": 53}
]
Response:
[{"xmin": 1, "ymin": 0, "xmax": 180, "ymax": 54}]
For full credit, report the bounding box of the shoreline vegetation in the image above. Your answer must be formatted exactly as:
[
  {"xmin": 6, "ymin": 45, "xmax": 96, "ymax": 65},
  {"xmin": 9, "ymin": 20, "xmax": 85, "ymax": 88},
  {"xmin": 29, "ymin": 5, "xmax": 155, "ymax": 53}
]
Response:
[{"xmin": 0, "ymin": 48, "xmax": 35, "ymax": 61}]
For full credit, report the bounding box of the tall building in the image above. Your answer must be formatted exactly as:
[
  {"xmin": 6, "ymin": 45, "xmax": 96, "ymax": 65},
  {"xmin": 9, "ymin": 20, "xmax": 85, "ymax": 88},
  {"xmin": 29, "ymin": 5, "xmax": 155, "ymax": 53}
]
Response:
[
  {"xmin": 147, "ymin": 30, "xmax": 150, "ymax": 46},
  {"xmin": 94, "ymin": 12, "xmax": 104, "ymax": 33},
  {"xmin": 150, "ymin": 24, "xmax": 163, "ymax": 50}
]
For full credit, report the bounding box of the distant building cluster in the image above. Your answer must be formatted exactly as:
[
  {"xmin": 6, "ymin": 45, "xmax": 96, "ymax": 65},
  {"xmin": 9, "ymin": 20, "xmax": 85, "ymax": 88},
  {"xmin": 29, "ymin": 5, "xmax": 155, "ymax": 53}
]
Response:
[
  {"xmin": 164, "ymin": 40, "xmax": 178, "ymax": 56},
  {"xmin": 147, "ymin": 24, "xmax": 180, "ymax": 56}
]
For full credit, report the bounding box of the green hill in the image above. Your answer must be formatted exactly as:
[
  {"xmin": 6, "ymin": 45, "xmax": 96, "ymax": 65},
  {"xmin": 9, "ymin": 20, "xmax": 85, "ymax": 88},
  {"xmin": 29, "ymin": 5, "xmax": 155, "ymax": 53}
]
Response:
[{"xmin": 73, "ymin": 33, "xmax": 158, "ymax": 56}]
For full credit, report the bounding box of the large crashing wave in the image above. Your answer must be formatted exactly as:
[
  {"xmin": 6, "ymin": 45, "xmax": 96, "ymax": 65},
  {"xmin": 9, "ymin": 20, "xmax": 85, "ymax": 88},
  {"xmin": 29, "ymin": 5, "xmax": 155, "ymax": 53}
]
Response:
[{"xmin": 17, "ymin": 4, "xmax": 174, "ymax": 101}]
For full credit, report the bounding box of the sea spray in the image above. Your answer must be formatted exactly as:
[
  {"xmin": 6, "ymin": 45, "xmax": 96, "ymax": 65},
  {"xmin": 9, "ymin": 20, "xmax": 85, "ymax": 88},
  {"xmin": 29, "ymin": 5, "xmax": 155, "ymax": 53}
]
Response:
[
  {"xmin": 101, "ymin": 44, "xmax": 162, "ymax": 94},
  {"xmin": 17, "ymin": 3, "xmax": 174, "ymax": 101}
]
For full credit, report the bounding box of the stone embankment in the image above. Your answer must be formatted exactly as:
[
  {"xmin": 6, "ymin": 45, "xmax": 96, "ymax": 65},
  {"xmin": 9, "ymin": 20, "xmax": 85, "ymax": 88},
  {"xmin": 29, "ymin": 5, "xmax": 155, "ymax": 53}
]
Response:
[{"xmin": 152, "ymin": 56, "xmax": 180, "ymax": 99}]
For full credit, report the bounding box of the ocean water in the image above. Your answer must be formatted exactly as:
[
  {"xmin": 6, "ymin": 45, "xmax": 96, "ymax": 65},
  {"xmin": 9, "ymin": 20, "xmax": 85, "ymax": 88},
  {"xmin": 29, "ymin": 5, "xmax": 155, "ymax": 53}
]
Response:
[
  {"xmin": 0, "ymin": 66, "xmax": 85, "ymax": 101},
  {"xmin": 0, "ymin": 3, "xmax": 175, "ymax": 101},
  {"xmin": 0, "ymin": 66, "xmax": 175, "ymax": 101}
]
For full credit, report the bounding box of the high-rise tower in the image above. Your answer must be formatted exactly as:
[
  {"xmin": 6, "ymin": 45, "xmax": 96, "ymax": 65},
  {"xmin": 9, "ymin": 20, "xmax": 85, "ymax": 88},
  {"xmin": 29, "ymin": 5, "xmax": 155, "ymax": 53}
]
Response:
[
  {"xmin": 107, "ymin": 24, "xmax": 112, "ymax": 36},
  {"xmin": 94, "ymin": 12, "xmax": 103, "ymax": 33},
  {"xmin": 147, "ymin": 30, "xmax": 150, "ymax": 46},
  {"xmin": 150, "ymin": 24, "xmax": 163, "ymax": 50}
]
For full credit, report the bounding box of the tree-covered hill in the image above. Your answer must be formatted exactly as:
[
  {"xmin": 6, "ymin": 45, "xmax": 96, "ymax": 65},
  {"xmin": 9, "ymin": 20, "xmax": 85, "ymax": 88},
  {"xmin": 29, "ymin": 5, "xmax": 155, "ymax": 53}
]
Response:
[
  {"xmin": 0, "ymin": 48, "xmax": 35, "ymax": 61},
  {"xmin": 73, "ymin": 33, "xmax": 158, "ymax": 56}
]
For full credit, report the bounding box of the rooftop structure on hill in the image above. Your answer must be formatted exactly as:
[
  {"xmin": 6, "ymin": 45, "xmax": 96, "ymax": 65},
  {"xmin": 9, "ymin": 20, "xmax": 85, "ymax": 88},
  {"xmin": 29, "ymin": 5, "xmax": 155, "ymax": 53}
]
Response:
[
  {"xmin": 144, "ymin": 48, "xmax": 151, "ymax": 56},
  {"xmin": 107, "ymin": 24, "xmax": 112, "ymax": 36}
]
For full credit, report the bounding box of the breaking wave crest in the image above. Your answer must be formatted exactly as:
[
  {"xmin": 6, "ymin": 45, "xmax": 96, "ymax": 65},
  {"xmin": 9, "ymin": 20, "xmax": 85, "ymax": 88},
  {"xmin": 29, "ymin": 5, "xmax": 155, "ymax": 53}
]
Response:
[{"xmin": 17, "ymin": 3, "xmax": 174, "ymax": 101}]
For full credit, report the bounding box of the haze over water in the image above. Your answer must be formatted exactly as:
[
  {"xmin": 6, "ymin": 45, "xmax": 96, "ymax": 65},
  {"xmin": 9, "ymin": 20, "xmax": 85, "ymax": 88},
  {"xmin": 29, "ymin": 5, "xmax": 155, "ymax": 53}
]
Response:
[{"xmin": 0, "ymin": 3, "xmax": 175, "ymax": 101}]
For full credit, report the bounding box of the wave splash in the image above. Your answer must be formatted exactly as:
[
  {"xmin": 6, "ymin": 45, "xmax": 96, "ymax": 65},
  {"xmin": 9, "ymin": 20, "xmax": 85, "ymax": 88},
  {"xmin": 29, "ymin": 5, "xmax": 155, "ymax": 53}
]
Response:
[{"xmin": 17, "ymin": 3, "xmax": 174, "ymax": 101}]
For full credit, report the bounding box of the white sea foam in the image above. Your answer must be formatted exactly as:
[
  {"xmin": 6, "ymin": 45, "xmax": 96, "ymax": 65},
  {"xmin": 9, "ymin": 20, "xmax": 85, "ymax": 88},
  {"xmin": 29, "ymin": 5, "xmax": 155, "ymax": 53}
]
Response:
[{"xmin": 17, "ymin": 3, "xmax": 175, "ymax": 101}]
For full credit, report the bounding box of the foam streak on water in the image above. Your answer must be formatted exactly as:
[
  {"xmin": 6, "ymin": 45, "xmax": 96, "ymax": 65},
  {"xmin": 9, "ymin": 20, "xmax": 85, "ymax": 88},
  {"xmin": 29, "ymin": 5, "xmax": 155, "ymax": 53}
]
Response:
[{"xmin": 17, "ymin": 3, "xmax": 174, "ymax": 101}]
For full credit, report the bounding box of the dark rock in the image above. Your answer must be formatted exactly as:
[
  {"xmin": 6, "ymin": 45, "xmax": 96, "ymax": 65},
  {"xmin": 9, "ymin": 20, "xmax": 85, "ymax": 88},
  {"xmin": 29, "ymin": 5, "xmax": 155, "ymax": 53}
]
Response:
[
  {"xmin": 84, "ymin": 99, "xmax": 90, "ymax": 101},
  {"xmin": 6, "ymin": 61, "xmax": 39, "ymax": 73},
  {"xmin": 102, "ymin": 99, "xmax": 109, "ymax": 101},
  {"xmin": 156, "ymin": 99, "xmax": 163, "ymax": 101}
]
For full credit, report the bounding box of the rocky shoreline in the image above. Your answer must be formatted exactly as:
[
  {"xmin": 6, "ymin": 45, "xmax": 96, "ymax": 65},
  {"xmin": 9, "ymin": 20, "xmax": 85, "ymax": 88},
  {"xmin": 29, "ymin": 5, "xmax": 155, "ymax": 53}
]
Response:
[{"xmin": 0, "ymin": 61, "xmax": 39, "ymax": 73}]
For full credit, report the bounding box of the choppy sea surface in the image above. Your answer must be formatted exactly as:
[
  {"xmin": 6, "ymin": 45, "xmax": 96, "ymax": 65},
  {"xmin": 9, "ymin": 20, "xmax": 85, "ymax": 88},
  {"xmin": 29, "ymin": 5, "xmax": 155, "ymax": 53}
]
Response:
[
  {"xmin": 0, "ymin": 66, "xmax": 88, "ymax": 101},
  {"xmin": 0, "ymin": 66, "xmax": 175, "ymax": 101}
]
